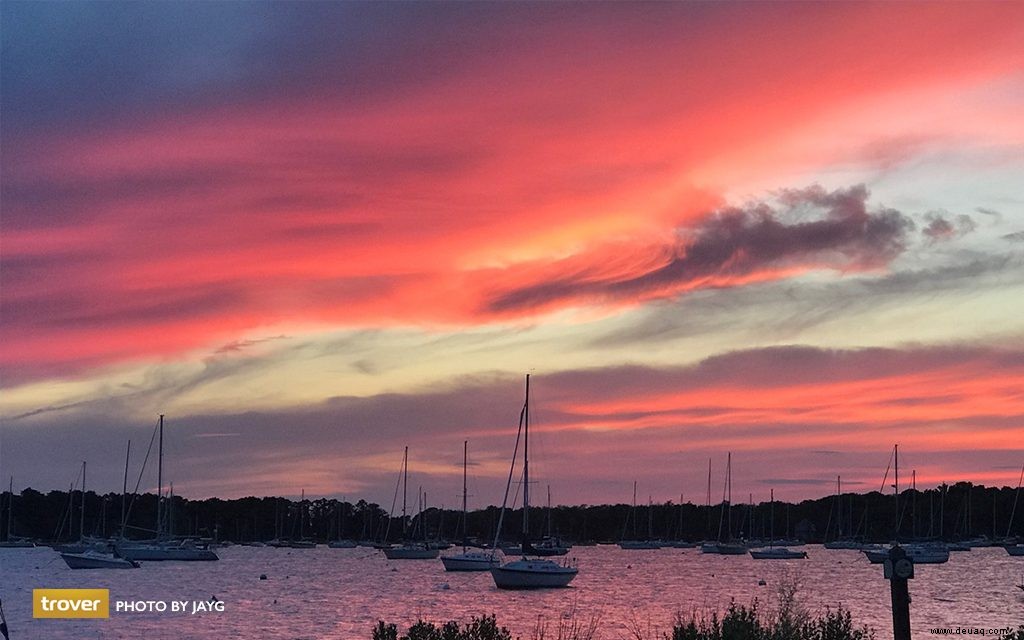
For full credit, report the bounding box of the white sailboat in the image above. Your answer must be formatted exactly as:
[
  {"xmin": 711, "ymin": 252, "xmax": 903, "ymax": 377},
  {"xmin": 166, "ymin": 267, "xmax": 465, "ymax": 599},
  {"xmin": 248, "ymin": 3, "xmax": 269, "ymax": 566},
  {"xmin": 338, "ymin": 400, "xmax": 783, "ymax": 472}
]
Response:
[
  {"xmin": 442, "ymin": 441, "xmax": 499, "ymax": 571},
  {"xmin": 701, "ymin": 453, "xmax": 746, "ymax": 555},
  {"xmin": 750, "ymin": 490, "xmax": 806, "ymax": 559},
  {"xmin": 861, "ymin": 445, "xmax": 948, "ymax": 565},
  {"xmin": 619, "ymin": 483, "xmax": 662, "ymax": 549},
  {"xmin": 115, "ymin": 415, "xmax": 219, "ymax": 561},
  {"xmin": 382, "ymin": 447, "xmax": 439, "ymax": 560},
  {"xmin": 491, "ymin": 375, "xmax": 577, "ymax": 589}
]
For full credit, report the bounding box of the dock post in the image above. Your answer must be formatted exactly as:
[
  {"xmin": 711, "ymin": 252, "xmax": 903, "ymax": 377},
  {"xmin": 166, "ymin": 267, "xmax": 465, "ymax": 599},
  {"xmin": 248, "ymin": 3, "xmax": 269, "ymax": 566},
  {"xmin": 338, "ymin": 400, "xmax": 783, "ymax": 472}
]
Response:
[{"xmin": 883, "ymin": 544, "xmax": 913, "ymax": 640}]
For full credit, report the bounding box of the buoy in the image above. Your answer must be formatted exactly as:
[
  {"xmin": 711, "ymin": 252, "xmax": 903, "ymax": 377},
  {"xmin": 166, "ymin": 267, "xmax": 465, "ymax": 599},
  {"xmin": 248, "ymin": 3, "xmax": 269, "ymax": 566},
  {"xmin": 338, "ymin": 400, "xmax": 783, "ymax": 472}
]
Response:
[
  {"xmin": 758, "ymin": 579, "xmax": 767, "ymax": 586},
  {"xmin": 259, "ymin": 574, "xmax": 267, "ymax": 580}
]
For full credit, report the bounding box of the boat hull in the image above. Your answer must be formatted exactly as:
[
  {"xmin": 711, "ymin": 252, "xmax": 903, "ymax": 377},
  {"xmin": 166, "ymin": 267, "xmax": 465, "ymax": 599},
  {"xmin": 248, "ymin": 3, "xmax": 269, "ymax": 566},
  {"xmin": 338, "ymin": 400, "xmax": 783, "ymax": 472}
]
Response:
[
  {"xmin": 619, "ymin": 541, "xmax": 662, "ymax": 549},
  {"xmin": 1005, "ymin": 545, "xmax": 1024, "ymax": 556},
  {"xmin": 115, "ymin": 545, "xmax": 218, "ymax": 561},
  {"xmin": 701, "ymin": 542, "xmax": 747, "ymax": 555},
  {"xmin": 328, "ymin": 540, "xmax": 357, "ymax": 548},
  {"xmin": 383, "ymin": 546, "xmax": 440, "ymax": 560},
  {"xmin": 863, "ymin": 545, "xmax": 949, "ymax": 564},
  {"xmin": 750, "ymin": 548, "xmax": 807, "ymax": 559},
  {"xmin": 441, "ymin": 553, "xmax": 499, "ymax": 571},
  {"xmin": 61, "ymin": 552, "xmax": 139, "ymax": 569},
  {"xmin": 490, "ymin": 560, "xmax": 577, "ymax": 589}
]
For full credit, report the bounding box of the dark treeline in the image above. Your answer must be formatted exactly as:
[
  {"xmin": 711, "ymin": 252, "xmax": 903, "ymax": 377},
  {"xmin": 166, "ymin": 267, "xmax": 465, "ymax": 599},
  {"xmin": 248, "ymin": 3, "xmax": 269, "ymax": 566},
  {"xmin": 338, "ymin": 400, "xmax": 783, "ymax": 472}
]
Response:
[{"xmin": 2, "ymin": 481, "xmax": 1021, "ymax": 544}]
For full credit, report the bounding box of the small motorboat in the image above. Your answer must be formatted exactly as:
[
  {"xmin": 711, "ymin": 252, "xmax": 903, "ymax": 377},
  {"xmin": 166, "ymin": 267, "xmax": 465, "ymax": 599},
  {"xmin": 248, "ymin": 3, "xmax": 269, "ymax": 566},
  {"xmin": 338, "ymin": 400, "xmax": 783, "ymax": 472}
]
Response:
[{"xmin": 750, "ymin": 547, "xmax": 807, "ymax": 560}]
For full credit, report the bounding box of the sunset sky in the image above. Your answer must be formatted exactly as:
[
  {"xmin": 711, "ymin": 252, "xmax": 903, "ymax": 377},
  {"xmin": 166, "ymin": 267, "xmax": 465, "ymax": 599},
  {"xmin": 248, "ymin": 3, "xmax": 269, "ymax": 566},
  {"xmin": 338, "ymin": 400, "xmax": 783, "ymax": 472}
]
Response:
[{"xmin": 1, "ymin": 2, "xmax": 1022, "ymax": 507}]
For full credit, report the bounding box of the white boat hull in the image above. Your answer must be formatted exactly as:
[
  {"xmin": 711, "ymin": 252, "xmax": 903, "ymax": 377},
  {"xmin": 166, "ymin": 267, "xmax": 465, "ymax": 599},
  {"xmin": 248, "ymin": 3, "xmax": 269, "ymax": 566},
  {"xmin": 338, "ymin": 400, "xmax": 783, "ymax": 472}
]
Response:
[
  {"xmin": 490, "ymin": 559, "xmax": 577, "ymax": 589},
  {"xmin": 750, "ymin": 548, "xmax": 807, "ymax": 559},
  {"xmin": 863, "ymin": 545, "xmax": 949, "ymax": 564},
  {"xmin": 701, "ymin": 542, "xmax": 747, "ymax": 555},
  {"xmin": 441, "ymin": 552, "xmax": 499, "ymax": 571},
  {"xmin": 61, "ymin": 552, "xmax": 138, "ymax": 569},
  {"xmin": 383, "ymin": 546, "xmax": 439, "ymax": 560}
]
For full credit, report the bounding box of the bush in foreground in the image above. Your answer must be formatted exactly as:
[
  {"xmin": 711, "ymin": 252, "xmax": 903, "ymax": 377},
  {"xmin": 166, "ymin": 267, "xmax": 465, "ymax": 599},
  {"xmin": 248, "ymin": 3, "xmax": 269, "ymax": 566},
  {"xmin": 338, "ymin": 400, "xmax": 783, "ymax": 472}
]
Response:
[{"xmin": 372, "ymin": 603, "xmax": 873, "ymax": 640}]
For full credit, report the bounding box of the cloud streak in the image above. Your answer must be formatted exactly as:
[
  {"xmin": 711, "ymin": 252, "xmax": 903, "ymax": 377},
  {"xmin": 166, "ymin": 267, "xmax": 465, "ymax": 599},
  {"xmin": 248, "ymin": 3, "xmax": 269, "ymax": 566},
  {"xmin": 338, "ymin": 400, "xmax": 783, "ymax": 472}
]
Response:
[{"xmin": 487, "ymin": 185, "xmax": 914, "ymax": 313}]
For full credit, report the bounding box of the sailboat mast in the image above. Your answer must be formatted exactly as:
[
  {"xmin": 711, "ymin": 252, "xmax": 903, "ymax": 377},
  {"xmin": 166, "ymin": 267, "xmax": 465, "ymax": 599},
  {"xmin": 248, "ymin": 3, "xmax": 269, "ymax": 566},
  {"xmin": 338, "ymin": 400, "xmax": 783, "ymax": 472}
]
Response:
[
  {"xmin": 837, "ymin": 476, "xmax": 842, "ymax": 538},
  {"xmin": 706, "ymin": 458, "xmax": 712, "ymax": 537},
  {"xmin": 6, "ymin": 476, "xmax": 12, "ymax": 541},
  {"xmin": 157, "ymin": 414, "xmax": 164, "ymax": 539},
  {"xmin": 547, "ymin": 485, "xmax": 552, "ymax": 538},
  {"xmin": 462, "ymin": 440, "xmax": 468, "ymax": 547},
  {"xmin": 121, "ymin": 440, "xmax": 130, "ymax": 539},
  {"xmin": 80, "ymin": 460, "xmax": 86, "ymax": 541},
  {"xmin": 726, "ymin": 452, "xmax": 732, "ymax": 540},
  {"xmin": 522, "ymin": 374, "xmax": 530, "ymax": 539},
  {"xmin": 770, "ymin": 489, "xmax": 775, "ymax": 547},
  {"xmin": 402, "ymin": 446, "xmax": 408, "ymax": 538},
  {"xmin": 894, "ymin": 444, "xmax": 899, "ymax": 542}
]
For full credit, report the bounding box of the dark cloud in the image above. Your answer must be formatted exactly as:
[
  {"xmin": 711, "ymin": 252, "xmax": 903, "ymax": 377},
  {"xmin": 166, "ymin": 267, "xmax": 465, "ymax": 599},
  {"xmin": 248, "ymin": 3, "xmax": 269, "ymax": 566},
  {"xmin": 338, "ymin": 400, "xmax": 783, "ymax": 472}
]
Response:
[
  {"xmin": 1002, "ymin": 231, "xmax": 1024, "ymax": 243},
  {"xmin": 487, "ymin": 184, "xmax": 915, "ymax": 313},
  {"xmin": 589, "ymin": 254, "xmax": 1021, "ymax": 348},
  {"xmin": 922, "ymin": 212, "xmax": 976, "ymax": 242}
]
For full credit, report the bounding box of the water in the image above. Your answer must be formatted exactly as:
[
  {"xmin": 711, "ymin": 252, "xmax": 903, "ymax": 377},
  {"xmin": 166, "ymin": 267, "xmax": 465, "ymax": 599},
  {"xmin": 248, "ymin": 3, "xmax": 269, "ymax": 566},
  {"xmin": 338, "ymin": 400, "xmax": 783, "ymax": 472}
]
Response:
[{"xmin": 2, "ymin": 545, "xmax": 1022, "ymax": 639}]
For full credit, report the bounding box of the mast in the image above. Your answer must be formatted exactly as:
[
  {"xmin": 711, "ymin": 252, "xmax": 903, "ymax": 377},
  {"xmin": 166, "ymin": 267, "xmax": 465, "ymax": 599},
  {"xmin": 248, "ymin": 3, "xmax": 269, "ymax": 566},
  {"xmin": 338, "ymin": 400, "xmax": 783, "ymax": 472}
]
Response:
[
  {"xmin": 522, "ymin": 374, "xmax": 530, "ymax": 544},
  {"xmin": 632, "ymin": 480, "xmax": 638, "ymax": 538},
  {"xmin": 546, "ymin": 485, "xmax": 552, "ymax": 538},
  {"xmin": 6, "ymin": 476, "xmax": 12, "ymax": 541},
  {"xmin": 769, "ymin": 489, "xmax": 775, "ymax": 548},
  {"xmin": 80, "ymin": 460, "xmax": 86, "ymax": 541},
  {"xmin": 726, "ymin": 452, "xmax": 732, "ymax": 541},
  {"xmin": 912, "ymin": 470, "xmax": 917, "ymax": 539},
  {"xmin": 706, "ymin": 458, "xmax": 712, "ymax": 538},
  {"xmin": 157, "ymin": 414, "xmax": 164, "ymax": 540},
  {"xmin": 300, "ymin": 489, "xmax": 305, "ymax": 540},
  {"xmin": 401, "ymin": 446, "xmax": 408, "ymax": 538},
  {"xmin": 837, "ymin": 476, "xmax": 842, "ymax": 538},
  {"xmin": 120, "ymin": 440, "xmax": 130, "ymax": 539},
  {"xmin": 462, "ymin": 440, "xmax": 468, "ymax": 548},
  {"xmin": 894, "ymin": 444, "xmax": 899, "ymax": 542}
]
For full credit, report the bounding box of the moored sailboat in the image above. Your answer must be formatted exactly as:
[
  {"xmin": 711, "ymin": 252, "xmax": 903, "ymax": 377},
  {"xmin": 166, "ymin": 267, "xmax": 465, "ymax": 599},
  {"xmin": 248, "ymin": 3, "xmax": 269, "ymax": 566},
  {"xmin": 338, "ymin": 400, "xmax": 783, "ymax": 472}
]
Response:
[
  {"xmin": 442, "ymin": 441, "xmax": 499, "ymax": 571},
  {"xmin": 382, "ymin": 447, "xmax": 439, "ymax": 560},
  {"xmin": 750, "ymin": 490, "xmax": 806, "ymax": 560},
  {"xmin": 491, "ymin": 375, "xmax": 577, "ymax": 589}
]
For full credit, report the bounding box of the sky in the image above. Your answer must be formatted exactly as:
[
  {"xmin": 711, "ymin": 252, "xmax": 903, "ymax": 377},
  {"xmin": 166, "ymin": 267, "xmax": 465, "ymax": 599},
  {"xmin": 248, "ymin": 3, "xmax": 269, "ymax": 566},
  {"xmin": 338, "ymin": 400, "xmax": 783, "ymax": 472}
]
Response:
[{"xmin": 1, "ymin": 1, "xmax": 1023, "ymax": 508}]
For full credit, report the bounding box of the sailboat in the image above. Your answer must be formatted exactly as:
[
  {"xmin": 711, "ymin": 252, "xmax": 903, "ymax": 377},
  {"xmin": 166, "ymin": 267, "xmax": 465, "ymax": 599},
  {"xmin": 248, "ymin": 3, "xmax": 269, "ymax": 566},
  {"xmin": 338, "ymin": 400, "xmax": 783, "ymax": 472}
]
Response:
[
  {"xmin": 491, "ymin": 375, "xmax": 578, "ymax": 589},
  {"xmin": 861, "ymin": 445, "xmax": 948, "ymax": 565},
  {"xmin": 750, "ymin": 490, "xmax": 806, "ymax": 559},
  {"xmin": 442, "ymin": 441, "xmax": 500, "ymax": 571},
  {"xmin": 619, "ymin": 483, "xmax": 661, "ymax": 549},
  {"xmin": 701, "ymin": 453, "xmax": 746, "ymax": 555},
  {"xmin": 328, "ymin": 498, "xmax": 357, "ymax": 548},
  {"xmin": 382, "ymin": 447, "xmax": 439, "ymax": 560},
  {"xmin": 287, "ymin": 490, "xmax": 317, "ymax": 548},
  {"xmin": 57, "ymin": 460, "xmax": 139, "ymax": 569},
  {"xmin": 115, "ymin": 415, "xmax": 218, "ymax": 561},
  {"xmin": 0, "ymin": 476, "xmax": 34, "ymax": 548},
  {"xmin": 823, "ymin": 476, "xmax": 861, "ymax": 549}
]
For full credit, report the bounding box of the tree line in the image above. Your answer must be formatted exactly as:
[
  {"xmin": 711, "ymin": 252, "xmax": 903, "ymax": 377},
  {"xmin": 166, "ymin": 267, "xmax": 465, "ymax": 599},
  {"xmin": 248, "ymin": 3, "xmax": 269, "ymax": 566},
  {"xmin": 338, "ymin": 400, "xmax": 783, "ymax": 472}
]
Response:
[{"xmin": 2, "ymin": 481, "xmax": 1021, "ymax": 544}]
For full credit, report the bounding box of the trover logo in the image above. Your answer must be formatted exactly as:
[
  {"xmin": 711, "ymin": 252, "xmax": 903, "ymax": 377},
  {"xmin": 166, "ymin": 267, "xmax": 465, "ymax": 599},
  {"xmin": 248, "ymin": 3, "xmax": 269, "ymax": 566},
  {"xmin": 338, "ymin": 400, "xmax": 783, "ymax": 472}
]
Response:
[{"xmin": 33, "ymin": 589, "xmax": 109, "ymax": 619}]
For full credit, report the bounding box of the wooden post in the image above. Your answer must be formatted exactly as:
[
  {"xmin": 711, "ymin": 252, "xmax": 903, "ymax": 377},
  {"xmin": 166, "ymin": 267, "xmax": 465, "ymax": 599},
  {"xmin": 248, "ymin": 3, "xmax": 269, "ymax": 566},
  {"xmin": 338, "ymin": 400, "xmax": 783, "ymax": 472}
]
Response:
[{"xmin": 885, "ymin": 544, "xmax": 913, "ymax": 640}]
